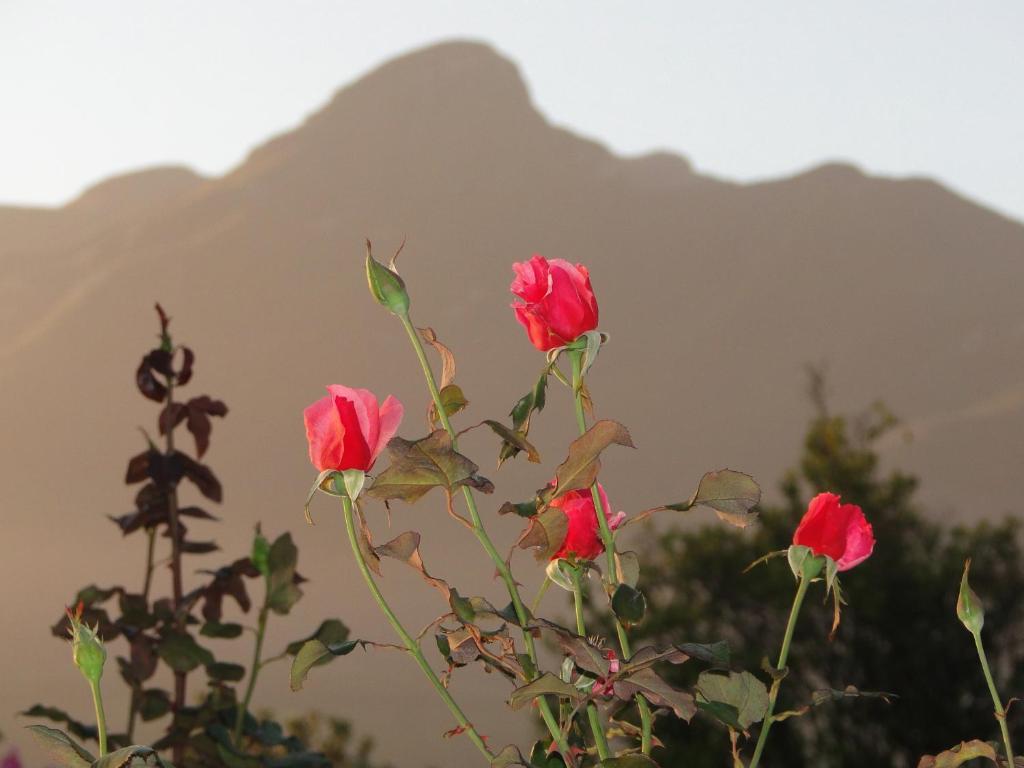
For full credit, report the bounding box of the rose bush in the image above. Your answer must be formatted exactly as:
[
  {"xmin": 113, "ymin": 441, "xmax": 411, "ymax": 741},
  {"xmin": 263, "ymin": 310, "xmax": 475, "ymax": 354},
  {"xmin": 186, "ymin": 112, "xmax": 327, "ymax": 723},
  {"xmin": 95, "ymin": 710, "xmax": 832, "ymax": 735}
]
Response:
[{"xmin": 29, "ymin": 245, "xmax": 1016, "ymax": 768}]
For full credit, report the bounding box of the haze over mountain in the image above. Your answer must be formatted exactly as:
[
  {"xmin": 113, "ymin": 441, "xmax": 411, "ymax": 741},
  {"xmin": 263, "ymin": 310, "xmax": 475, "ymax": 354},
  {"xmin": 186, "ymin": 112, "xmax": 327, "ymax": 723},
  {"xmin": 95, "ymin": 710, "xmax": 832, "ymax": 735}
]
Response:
[{"xmin": 2, "ymin": 41, "xmax": 1022, "ymax": 765}]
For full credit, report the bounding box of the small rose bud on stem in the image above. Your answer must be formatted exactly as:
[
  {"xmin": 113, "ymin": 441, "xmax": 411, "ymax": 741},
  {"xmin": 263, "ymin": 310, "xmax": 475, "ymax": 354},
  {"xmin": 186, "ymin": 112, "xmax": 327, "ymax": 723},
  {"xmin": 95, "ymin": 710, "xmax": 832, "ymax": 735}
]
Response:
[
  {"xmin": 958, "ymin": 559, "xmax": 1015, "ymax": 765},
  {"xmin": 365, "ymin": 240, "xmax": 410, "ymax": 316},
  {"xmin": 66, "ymin": 603, "xmax": 109, "ymax": 756}
]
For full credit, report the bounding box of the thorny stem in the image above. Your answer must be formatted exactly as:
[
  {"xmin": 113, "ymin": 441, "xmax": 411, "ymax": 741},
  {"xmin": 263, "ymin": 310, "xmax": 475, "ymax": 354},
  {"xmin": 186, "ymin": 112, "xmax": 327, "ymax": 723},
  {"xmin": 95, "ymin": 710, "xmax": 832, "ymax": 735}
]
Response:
[
  {"xmin": 341, "ymin": 494, "xmax": 494, "ymax": 762},
  {"xmin": 748, "ymin": 572, "xmax": 812, "ymax": 768},
  {"xmin": 973, "ymin": 631, "xmax": 1016, "ymax": 765},
  {"xmin": 163, "ymin": 372, "xmax": 187, "ymax": 765},
  {"xmin": 233, "ymin": 602, "xmax": 270, "ymax": 745},
  {"xmin": 398, "ymin": 313, "xmax": 576, "ymax": 764},
  {"xmin": 570, "ymin": 565, "xmax": 611, "ymax": 762},
  {"xmin": 569, "ymin": 350, "xmax": 654, "ymax": 754},
  {"xmin": 127, "ymin": 528, "xmax": 158, "ymax": 741},
  {"xmin": 88, "ymin": 678, "xmax": 108, "ymax": 757}
]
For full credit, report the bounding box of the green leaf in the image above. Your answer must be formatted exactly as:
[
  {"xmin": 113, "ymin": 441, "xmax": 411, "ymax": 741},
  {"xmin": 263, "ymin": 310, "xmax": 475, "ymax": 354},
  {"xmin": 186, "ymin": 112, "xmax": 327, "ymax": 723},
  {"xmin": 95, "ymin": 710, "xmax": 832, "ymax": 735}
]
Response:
[
  {"xmin": 622, "ymin": 645, "xmax": 691, "ymax": 673},
  {"xmin": 448, "ymin": 589, "xmax": 503, "ymax": 626},
  {"xmin": 615, "ymin": 550, "xmax": 641, "ymax": 588},
  {"xmin": 498, "ymin": 500, "xmax": 539, "ymax": 518},
  {"xmin": 137, "ymin": 689, "xmax": 172, "ymax": 721},
  {"xmin": 200, "ymin": 621, "xmax": 244, "ymax": 639},
  {"xmin": 21, "ymin": 705, "xmax": 96, "ymax": 742},
  {"xmin": 92, "ymin": 745, "xmax": 168, "ymax": 768},
  {"xmin": 602, "ymin": 757, "xmax": 661, "ymax": 768},
  {"xmin": 508, "ymin": 672, "xmax": 582, "ymax": 710},
  {"xmin": 517, "ymin": 507, "xmax": 568, "ymax": 562},
  {"xmin": 368, "ymin": 431, "xmax": 493, "ymax": 503},
  {"xmin": 499, "ymin": 370, "xmax": 549, "ymax": 467},
  {"xmin": 811, "ymin": 685, "xmax": 897, "ymax": 706},
  {"xmin": 528, "ymin": 740, "xmax": 566, "ymax": 768},
  {"xmin": 611, "ymin": 583, "xmax": 647, "ymax": 624},
  {"xmin": 431, "ymin": 384, "xmax": 469, "ymax": 425},
  {"xmin": 677, "ymin": 641, "xmax": 731, "ymax": 668},
  {"xmin": 529, "ymin": 618, "xmax": 611, "ymax": 677},
  {"xmin": 25, "ymin": 725, "xmax": 95, "ymax": 768},
  {"xmin": 541, "ymin": 420, "xmax": 635, "ymax": 503},
  {"xmin": 916, "ymin": 740, "xmax": 998, "ymax": 767},
  {"xmin": 483, "ymin": 420, "xmax": 541, "ymax": 463},
  {"xmin": 157, "ymin": 632, "xmax": 215, "ymax": 673},
  {"xmin": 689, "ymin": 469, "xmax": 761, "ymax": 527},
  {"xmin": 696, "ymin": 670, "xmax": 770, "ymax": 729},
  {"xmin": 286, "ymin": 619, "xmax": 350, "ymax": 655},
  {"xmin": 207, "ymin": 661, "xmax": 246, "ymax": 682},
  {"xmin": 613, "ymin": 667, "xmax": 697, "ymax": 721},
  {"xmin": 266, "ymin": 532, "xmax": 303, "ymax": 615},
  {"xmin": 290, "ymin": 638, "xmax": 361, "ymax": 691},
  {"xmin": 490, "ymin": 745, "xmax": 529, "ymax": 768}
]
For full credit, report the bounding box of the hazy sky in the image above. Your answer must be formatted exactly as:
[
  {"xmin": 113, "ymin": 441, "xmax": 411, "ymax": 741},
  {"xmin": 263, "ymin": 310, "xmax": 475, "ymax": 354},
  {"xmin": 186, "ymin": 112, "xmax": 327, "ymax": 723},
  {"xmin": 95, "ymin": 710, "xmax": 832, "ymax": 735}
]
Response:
[{"xmin": 2, "ymin": 1, "xmax": 1022, "ymax": 221}]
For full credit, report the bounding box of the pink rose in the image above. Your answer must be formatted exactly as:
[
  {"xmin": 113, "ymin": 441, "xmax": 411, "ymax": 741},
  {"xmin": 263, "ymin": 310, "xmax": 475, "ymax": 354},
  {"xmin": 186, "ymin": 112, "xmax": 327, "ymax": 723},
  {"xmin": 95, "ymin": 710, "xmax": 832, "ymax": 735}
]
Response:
[
  {"xmin": 550, "ymin": 483, "xmax": 625, "ymax": 561},
  {"xmin": 303, "ymin": 385, "xmax": 403, "ymax": 472},
  {"xmin": 511, "ymin": 254, "xmax": 599, "ymax": 352},
  {"xmin": 793, "ymin": 492, "xmax": 875, "ymax": 571}
]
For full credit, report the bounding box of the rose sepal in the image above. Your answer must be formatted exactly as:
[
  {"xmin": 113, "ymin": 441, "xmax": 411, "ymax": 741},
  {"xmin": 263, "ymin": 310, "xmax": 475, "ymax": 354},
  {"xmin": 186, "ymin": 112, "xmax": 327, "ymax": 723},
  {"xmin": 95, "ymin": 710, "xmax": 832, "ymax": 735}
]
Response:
[
  {"xmin": 303, "ymin": 469, "xmax": 344, "ymax": 524},
  {"xmin": 787, "ymin": 544, "xmax": 826, "ymax": 582}
]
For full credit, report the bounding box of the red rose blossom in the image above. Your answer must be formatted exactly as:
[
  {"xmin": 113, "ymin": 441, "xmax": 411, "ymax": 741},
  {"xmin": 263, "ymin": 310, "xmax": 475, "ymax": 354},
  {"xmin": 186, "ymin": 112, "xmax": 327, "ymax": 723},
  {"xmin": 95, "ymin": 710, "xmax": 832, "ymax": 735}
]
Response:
[
  {"xmin": 793, "ymin": 492, "xmax": 874, "ymax": 571},
  {"xmin": 550, "ymin": 483, "xmax": 625, "ymax": 562},
  {"xmin": 511, "ymin": 254, "xmax": 599, "ymax": 351},
  {"xmin": 303, "ymin": 385, "xmax": 403, "ymax": 473}
]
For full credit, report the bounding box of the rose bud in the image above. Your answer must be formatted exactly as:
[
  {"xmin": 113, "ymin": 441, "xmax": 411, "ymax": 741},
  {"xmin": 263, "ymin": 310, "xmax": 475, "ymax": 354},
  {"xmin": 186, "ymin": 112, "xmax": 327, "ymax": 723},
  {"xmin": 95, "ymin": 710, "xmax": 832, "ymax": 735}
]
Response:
[
  {"xmin": 550, "ymin": 484, "xmax": 626, "ymax": 562},
  {"xmin": 792, "ymin": 492, "xmax": 875, "ymax": 572},
  {"xmin": 511, "ymin": 254, "xmax": 599, "ymax": 352},
  {"xmin": 365, "ymin": 242, "xmax": 410, "ymax": 316},
  {"xmin": 303, "ymin": 385, "xmax": 403, "ymax": 473},
  {"xmin": 957, "ymin": 559, "xmax": 985, "ymax": 634},
  {"xmin": 66, "ymin": 603, "xmax": 106, "ymax": 685}
]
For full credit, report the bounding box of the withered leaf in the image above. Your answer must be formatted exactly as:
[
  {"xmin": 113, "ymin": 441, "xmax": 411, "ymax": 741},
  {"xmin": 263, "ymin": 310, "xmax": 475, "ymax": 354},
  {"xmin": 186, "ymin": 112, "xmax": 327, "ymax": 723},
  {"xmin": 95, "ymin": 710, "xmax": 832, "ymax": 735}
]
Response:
[
  {"xmin": 540, "ymin": 420, "xmax": 634, "ymax": 504},
  {"xmin": 374, "ymin": 530, "xmax": 451, "ymax": 599},
  {"xmin": 516, "ymin": 506, "xmax": 568, "ymax": 562},
  {"xmin": 418, "ymin": 327, "xmax": 457, "ymax": 388},
  {"xmin": 368, "ymin": 431, "xmax": 492, "ymax": 503}
]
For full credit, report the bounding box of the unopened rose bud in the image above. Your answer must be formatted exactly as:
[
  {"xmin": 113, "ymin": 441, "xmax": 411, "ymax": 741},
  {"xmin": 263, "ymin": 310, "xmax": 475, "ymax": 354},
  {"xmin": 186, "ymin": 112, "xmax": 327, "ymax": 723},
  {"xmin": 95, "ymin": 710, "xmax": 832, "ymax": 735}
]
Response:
[
  {"xmin": 365, "ymin": 241, "xmax": 410, "ymax": 316},
  {"xmin": 66, "ymin": 603, "xmax": 106, "ymax": 685},
  {"xmin": 957, "ymin": 559, "xmax": 985, "ymax": 635},
  {"xmin": 252, "ymin": 529, "xmax": 271, "ymax": 578}
]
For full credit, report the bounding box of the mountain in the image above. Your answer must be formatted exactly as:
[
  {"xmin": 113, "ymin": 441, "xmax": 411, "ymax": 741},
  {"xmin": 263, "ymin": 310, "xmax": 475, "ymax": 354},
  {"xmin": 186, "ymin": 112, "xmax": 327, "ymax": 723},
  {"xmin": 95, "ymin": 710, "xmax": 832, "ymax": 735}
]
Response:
[{"xmin": 2, "ymin": 40, "xmax": 1022, "ymax": 766}]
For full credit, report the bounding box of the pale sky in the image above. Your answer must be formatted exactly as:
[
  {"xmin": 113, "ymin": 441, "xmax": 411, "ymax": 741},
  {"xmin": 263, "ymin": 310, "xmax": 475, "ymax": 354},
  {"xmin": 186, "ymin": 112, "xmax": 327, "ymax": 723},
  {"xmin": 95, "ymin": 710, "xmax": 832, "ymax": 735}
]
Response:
[{"xmin": 2, "ymin": 1, "xmax": 1022, "ymax": 222}]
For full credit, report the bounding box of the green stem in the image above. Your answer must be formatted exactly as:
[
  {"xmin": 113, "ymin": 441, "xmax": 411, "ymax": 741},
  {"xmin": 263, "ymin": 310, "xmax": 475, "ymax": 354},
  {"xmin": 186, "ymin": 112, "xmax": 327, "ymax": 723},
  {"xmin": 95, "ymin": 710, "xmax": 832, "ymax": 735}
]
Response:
[
  {"xmin": 748, "ymin": 573, "xmax": 812, "ymax": 768},
  {"xmin": 233, "ymin": 603, "xmax": 269, "ymax": 745},
  {"xmin": 531, "ymin": 576, "xmax": 553, "ymax": 615},
  {"xmin": 341, "ymin": 494, "xmax": 494, "ymax": 763},
  {"xmin": 569, "ymin": 350, "xmax": 654, "ymax": 754},
  {"xmin": 89, "ymin": 678, "xmax": 108, "ymax": 757},
  {"xmin": 570, "ymin": 566, "xmax": 611, "ymax": 762},
  {"xmin": 973, "ymin": 631, "xmax": 1015, "ymax": 764},
  {"xmin": 398, "ymin": 313, "xmax": 575, "ymax": 764}
]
